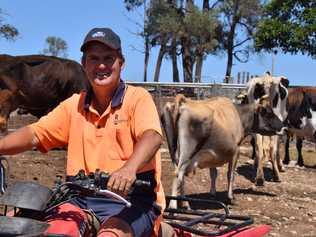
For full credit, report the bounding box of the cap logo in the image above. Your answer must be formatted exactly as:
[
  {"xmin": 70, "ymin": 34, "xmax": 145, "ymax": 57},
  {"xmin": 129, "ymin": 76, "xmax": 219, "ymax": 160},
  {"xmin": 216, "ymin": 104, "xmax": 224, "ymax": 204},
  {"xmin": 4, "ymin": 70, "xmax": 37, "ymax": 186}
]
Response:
[{"xmin": 92, "ymin": 31, "xmax": 105, "ymax": 38}]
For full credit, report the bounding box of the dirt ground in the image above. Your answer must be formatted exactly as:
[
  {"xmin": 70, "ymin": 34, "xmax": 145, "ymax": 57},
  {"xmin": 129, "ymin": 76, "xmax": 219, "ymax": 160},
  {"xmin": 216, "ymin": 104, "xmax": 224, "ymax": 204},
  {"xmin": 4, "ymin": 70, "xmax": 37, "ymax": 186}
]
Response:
[{"xmin": 1, "ymin": 114, "xmax": 316, "ymax": 237}]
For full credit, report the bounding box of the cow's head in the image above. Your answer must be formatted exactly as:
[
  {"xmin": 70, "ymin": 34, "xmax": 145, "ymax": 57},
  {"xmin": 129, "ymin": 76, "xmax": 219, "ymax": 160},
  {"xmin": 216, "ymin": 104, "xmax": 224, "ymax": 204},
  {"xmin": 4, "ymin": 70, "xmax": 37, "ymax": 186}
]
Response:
[
  {"xmin": 0, "ymin": 89, "xmax": 19, "ymax": 133},
  {"xmin": 247, "ymin": 73, "xmax": 289, "ymax": 123},
  {"xmin": 252, "ymin": 95, "xmax": 287, "ymax": 136}
]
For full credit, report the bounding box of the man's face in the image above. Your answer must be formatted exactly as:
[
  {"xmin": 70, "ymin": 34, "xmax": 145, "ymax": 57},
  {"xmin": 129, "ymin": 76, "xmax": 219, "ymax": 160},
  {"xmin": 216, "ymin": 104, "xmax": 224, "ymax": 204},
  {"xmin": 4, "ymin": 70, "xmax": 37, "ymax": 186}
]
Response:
[{"xmin": 82, "ymin": 42, "xmax": 124, "ymax": 92}]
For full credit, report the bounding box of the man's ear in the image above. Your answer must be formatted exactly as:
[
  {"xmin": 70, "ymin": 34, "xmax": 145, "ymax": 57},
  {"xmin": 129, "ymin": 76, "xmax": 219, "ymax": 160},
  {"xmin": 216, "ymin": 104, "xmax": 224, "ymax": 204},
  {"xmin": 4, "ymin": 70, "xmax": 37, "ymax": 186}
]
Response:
[
  {"xmin": 119, "ymin": 59, "xmax": 125, "ymax": 70},
  {"xmin": 81, "ymin": 56, "xmax": 86, "ymax": 68}
]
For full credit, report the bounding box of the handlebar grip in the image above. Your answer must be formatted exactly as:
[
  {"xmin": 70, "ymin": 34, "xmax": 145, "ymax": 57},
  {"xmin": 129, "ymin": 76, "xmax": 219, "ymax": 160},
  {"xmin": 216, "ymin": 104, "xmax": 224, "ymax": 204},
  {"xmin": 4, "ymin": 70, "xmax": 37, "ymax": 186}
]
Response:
[{"xmin": 133, "ymin": 180, "xmax": 151, "ymax": 188}]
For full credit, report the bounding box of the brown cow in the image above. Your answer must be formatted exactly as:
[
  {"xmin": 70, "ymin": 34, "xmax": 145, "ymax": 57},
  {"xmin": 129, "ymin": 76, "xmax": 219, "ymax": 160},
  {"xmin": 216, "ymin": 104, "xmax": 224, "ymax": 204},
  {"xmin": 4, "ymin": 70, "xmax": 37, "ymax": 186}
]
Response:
[
  {"xmin": 0, "ymin": 54, "xmax": 86, "ymax": 132},
  {"xmin": 161, "ymin": 94, "xmax": 286, "ymax": 209}
]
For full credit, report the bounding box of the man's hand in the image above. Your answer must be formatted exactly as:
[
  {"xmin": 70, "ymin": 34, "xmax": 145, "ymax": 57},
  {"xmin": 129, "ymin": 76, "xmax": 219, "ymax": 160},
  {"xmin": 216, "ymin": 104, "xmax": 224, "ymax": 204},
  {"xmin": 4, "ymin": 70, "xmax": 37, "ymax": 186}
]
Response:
[
  {"xmin": 107, "ymin": 130, "xmax": 162, "ymax": 197},
  {"xmin": 107, "ymin": 165, "xmax": 137, "ymax": 197}
]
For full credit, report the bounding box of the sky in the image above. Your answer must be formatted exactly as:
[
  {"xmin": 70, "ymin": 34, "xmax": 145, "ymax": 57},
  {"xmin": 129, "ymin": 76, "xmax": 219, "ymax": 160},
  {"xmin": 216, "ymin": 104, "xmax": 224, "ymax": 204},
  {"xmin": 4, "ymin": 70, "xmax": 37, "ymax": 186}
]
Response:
[{"xmin": 0, "ymin": 0, "xmax": 315, "ymax": 86}]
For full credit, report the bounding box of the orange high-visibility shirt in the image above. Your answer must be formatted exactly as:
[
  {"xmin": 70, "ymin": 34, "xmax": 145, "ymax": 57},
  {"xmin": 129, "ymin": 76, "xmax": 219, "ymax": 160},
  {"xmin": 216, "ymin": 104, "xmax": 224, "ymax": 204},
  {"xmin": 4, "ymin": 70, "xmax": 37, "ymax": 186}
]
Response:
[{"xmin": 29, "ymin": 83, "xmax": 165, "ymax": 219}]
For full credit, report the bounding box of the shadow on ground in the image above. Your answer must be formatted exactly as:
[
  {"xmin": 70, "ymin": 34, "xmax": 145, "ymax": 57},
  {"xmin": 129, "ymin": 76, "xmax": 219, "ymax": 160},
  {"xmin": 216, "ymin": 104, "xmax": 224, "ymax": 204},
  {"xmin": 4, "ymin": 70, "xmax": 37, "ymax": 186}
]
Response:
[{"xmin": 236, "ymin": 163, "xmax": 286, "ymax": 183}]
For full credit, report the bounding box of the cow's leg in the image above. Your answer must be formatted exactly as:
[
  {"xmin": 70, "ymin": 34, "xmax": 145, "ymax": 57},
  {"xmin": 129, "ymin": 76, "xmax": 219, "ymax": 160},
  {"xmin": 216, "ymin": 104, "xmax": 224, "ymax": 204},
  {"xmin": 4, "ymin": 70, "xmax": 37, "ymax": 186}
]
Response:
[
  {"xmin": 296, "ymin": 137, "xmax": 304, "ymax": 167},
  {"xmin": 255, "ymin": 135, "xmax": 265, "ymax": 186},
  {"xmin": 209, "ymin": 168, "xmax": 217, "ymax": 197},
  {"xmin": 178, "ymin": 169, "xmax": 190, "ymax": 209},
  {"xmin": 275, "ymin": 136, "xmax": 285, "ymax": 172},
  {"xmin": 283, "ymin": 134, "xmax": 291, "ymax": 165},
  {"xmin": 250, "ymin": 135, "xmax": 256, "ymax": 160},
  {"xmin": 227, "ymin": 150, "xmax": 239, "ymax": 204},
  {"xmin": 169, "ymin": 170, "xmax": 185, "ymax": 209},
  {"xmin": 169, "ymin": 114, "xmax": 196, "ymax": 209},
  {"xmin": 270, "ymin": 139, "xmax": 281, "ymax": 182}
]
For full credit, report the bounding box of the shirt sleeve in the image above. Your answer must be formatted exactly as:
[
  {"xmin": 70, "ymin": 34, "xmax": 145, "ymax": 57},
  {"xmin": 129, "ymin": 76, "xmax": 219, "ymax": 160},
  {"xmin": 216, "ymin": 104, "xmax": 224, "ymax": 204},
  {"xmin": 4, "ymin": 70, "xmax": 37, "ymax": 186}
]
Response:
[
  {"xmin": 130, "ymin": 88, "xmax": 162, "ymax": 139},
  {"xmin": 28, "ymin": 96, "xmax": 73, "ymax": 152}
]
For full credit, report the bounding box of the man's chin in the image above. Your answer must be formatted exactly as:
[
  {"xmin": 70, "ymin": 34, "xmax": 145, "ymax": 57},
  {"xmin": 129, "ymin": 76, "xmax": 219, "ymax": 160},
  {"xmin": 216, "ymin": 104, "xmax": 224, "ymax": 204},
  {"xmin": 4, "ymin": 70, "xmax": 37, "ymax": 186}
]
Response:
[{"xmin": 93, "ymin": 77, "xmax": 110, "ymax": 86}]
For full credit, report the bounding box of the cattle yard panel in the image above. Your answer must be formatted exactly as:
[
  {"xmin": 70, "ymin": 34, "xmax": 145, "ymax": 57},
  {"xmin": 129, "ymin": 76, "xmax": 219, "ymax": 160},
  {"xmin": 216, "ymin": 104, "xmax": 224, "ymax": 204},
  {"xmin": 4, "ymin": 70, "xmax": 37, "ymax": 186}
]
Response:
[{"xmin": 126, "ymin": 81, "xmax": 246, "ymax": 113}]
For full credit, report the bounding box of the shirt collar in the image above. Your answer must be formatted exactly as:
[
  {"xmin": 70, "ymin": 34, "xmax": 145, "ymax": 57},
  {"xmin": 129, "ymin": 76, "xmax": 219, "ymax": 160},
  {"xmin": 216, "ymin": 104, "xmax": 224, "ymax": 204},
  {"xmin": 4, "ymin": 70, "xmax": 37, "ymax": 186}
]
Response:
[{"xmin": 84, "ymin": 79, "xmax": 126, "ymax": 111}]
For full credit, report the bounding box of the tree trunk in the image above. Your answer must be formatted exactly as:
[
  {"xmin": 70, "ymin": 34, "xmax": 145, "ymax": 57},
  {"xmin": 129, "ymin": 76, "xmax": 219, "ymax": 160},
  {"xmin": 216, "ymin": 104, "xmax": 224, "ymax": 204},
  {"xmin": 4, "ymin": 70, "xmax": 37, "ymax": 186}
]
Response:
[
  {"xmin": 194, "ymin": 53, "xmax": 203, "ymax": 83},
  {"xmin": 225, "ymin": 47, "xmax": 233, "ymax": 83},
  {"xmin": 202, "ymin": 0, "xmax": 209, "ymax": 10},
  {"xmin": 171, "ymin": 35, "xmax": 180, "ymax": 82},
  {"xmin": 224, "ymin": 0, "xmax": 240, "ymax": 83},
  {"xmin": 143, "ymin": 36, "xmax": 149, "ymax": 82},
  {"xmin": 153, "ymin": 44, "xmax": 166, "ymax": 82},
  {"xmin": 181, "ymin": 37, "xmax": 193, "ymax": 83}
]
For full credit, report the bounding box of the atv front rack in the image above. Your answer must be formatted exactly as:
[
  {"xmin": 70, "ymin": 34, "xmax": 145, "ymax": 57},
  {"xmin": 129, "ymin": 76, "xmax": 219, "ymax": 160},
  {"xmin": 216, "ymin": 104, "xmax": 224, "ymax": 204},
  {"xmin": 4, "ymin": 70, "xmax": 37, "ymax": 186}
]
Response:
[{"xmin": 163, "ymin": 196, "xmax": 253, "ymax": 236}]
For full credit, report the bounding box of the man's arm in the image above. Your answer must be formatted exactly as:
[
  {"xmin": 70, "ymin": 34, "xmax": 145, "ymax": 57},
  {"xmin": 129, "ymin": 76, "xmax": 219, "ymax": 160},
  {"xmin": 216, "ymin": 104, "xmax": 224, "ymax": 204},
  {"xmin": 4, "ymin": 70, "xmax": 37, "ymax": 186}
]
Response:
[
  {"xmin": 0, "ymin": 126, "xmax": 39, "ymax": 155},
  {"xmin": 107, "ymin": 129, "xmax": 162, "ymax": 196}
]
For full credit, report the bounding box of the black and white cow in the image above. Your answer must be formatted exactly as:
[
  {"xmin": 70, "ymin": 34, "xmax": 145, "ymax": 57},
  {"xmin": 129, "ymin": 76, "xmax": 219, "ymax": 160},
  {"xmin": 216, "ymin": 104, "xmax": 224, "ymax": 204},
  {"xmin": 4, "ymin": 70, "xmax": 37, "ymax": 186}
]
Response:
[
  {"xmin": 283, "ymin": 87, "xmax": 316, "ymax": 166},
  {"xmin": 246, "ymin": 72, "xmax": 289, "ymax": 185}
]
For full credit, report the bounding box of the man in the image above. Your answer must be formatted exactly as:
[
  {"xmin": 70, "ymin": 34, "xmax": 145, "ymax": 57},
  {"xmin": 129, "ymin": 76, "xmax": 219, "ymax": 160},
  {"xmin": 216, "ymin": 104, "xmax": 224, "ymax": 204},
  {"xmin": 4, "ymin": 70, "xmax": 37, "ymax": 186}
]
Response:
[{"xmin": 0, "ymin": 28, "xmax": 165, "ymax": 237}]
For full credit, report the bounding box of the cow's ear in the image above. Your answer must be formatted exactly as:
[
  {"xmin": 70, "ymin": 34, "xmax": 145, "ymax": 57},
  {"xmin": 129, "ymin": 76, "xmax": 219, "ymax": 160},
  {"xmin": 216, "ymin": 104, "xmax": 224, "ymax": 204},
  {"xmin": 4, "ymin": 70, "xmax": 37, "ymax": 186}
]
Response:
[
  {"xmin": 279, "ymin": 77, "xmax": 289, "ymax": 100},
  {"xmin": 235, "ymin": 93, "xmax": 248, "ymax": 104},
  {"xmin": 280, "ymin": 77, "xmax": 289, "ymax": 88}
]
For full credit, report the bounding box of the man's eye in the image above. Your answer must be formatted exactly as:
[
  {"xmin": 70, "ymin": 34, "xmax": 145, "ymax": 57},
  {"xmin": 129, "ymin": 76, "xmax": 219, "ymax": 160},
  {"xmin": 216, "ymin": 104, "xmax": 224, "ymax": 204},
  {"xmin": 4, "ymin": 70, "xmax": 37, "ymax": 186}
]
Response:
[
  {"xmin": 88, "ymin": 57, "xmax": 98, "ymax": 62},
  {"xmin": 104, "ymin": 57, "xmax": 115, "ymax": 64}
]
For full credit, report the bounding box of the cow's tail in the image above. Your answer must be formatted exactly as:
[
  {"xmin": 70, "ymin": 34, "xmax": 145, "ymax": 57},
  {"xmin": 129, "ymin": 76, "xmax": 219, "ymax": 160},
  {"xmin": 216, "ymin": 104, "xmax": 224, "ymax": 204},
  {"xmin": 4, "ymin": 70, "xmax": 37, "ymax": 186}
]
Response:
[
  {"xmin": 161, "ymin": 102, "xmax": 178, "ymax": 164},
  {"xmin": 161, "ymin": 94, "xmax": 187, "ymax": 164}
]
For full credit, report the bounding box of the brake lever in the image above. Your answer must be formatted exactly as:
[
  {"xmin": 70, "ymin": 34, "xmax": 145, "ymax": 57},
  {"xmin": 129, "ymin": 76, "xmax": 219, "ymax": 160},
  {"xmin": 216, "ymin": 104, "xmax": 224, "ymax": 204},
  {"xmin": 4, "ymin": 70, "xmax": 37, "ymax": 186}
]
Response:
[{"xmin": 97, "ymin": 189, "xmax": 131, "ymax": 207}]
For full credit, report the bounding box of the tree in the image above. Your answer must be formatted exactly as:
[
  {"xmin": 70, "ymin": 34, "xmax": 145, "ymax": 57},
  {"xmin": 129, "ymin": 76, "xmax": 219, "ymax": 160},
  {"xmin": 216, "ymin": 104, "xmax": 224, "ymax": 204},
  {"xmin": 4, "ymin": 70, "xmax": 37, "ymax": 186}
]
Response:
[
  {"xmin": 42, "ymin": 36, "xmax": 68, "ymax": 58},
  {"xmin": 125, "ymin": 0, "xmax": 219, "ymax": 83},
  {"xmin": 145, "ymin": 0, "xmax": 182, "ymax": 82},
  {"xmin": 146, "ymin": 0, "xmax": 218, "ymax": 82},
  {"xmin": 215, "ymin": 0, "xmax": 263, "ymax": 82},
  {"xmin": 0, "ymin": 8, "xmax": 18, "ymax": 41},
  {"xmin": 255, "ymin": 0, "xmax": 316, "ymax": 58},
  {"xmin": 124, "ymin": 0, "xmax": 150, "ymax": 82}
]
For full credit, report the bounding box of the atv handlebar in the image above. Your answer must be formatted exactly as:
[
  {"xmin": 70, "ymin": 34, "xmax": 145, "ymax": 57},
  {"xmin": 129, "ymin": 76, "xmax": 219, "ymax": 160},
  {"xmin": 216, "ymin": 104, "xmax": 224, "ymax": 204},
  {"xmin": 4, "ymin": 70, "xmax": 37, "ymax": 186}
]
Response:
[
  {"xmin": 50, "ymin": 169, "xmax": 151, "ymax": 209},
  {"xmin": 57, "ymin": 169, "xmax": 151, "ymax": 190}
]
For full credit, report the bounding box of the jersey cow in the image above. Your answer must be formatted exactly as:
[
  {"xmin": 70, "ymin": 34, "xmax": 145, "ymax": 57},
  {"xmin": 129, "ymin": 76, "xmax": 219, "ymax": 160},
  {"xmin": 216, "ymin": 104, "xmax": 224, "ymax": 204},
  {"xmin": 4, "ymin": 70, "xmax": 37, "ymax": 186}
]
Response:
[
  {"xmin": 246, "ymin": 73, "xmax": 289, "ymax": 186},
  {"xmin": 161, "ymin": 94, "xmax": 286, "ymax": 209},
  {"xmin": 0, "ymin": 54, "xmax": 86, "ymax": 132},
  {"xmin": 283, "ymin": 87, "xmax": 316, "ymax": 166}
]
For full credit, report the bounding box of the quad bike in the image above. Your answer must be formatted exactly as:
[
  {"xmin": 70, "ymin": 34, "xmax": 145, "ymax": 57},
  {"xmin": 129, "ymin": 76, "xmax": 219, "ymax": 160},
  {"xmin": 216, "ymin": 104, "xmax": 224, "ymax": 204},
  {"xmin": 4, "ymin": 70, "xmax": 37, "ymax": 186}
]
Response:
[{"xmin": 0, "ymin": 157, "xmax": 270, "ymax": 237}]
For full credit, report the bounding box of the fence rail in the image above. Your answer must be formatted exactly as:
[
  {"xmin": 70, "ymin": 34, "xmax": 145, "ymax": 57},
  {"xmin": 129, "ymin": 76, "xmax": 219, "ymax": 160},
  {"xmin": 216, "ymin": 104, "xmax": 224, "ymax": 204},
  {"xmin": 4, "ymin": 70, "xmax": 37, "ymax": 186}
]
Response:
[
  {"xmin": 126, "ymin": 81, "xmax": 246, "ymax": 99},
  {"xmin": 125, "ymin": 81, "xmax": 247, "ymax": 89},
  {"xmin": 125, "ymin": 81, "xmax": 247, "ymax": 111}
]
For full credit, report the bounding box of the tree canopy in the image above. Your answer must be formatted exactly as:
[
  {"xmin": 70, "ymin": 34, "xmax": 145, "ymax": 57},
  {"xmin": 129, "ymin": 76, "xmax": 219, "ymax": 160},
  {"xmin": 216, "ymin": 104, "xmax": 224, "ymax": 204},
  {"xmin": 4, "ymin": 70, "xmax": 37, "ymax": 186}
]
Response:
[
  {"xmin": 0, "ymin": 8, "xmax": 19, "ymax": 41},
  {"xmin": 42, "ymin": 36, "xmax": 68, "ymax": 58},
  {"xmin": 255, "ymin": 0, "xmax": 316, "ymax": 58}
]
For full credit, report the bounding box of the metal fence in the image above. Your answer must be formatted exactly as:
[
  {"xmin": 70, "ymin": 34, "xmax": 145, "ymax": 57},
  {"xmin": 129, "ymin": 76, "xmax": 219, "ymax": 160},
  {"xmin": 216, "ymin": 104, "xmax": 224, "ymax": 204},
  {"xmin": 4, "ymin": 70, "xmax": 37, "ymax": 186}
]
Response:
[
  {"xmin": 125, "ymin": 81, "xmax": 247, "ymax": 112},
  {"xmin": 126, "ymin": 81, "xmax": 246, "ymax": 98}
]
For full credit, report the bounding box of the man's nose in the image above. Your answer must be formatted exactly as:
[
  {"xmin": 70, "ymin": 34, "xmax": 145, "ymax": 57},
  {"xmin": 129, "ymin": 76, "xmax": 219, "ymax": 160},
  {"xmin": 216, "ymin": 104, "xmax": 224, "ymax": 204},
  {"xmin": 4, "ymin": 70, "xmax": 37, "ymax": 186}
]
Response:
[{"xmin": 98, "ymin": 63, "xmax": 106, "ymax": 69}]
